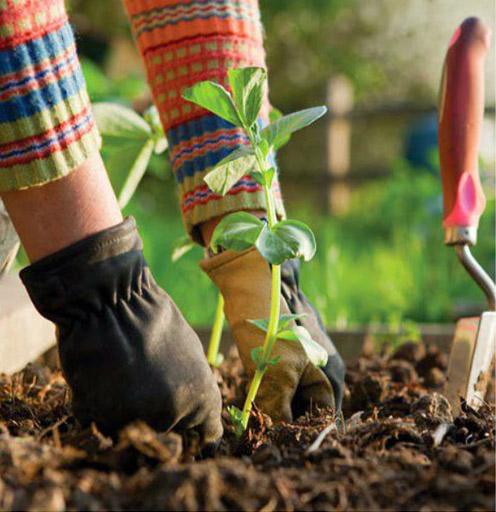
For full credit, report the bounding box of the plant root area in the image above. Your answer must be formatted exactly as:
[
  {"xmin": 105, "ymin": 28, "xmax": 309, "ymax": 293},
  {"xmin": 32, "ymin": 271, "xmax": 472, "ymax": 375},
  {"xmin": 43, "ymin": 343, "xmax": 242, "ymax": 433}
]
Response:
[{"xmin": 0, "ymin": 341, "xmax": 494, "ymax": 511}]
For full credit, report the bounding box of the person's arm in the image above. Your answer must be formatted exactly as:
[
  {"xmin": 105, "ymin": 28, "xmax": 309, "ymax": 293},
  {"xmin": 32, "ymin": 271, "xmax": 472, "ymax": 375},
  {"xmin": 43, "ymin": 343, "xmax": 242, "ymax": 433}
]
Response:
[
  {"xmin": 122, "ymin": 0, "xmax": 285, "ymax": 243},
  {"xmin": 0, "ymin": 0, "xmax": 121, "ymax": 261}
]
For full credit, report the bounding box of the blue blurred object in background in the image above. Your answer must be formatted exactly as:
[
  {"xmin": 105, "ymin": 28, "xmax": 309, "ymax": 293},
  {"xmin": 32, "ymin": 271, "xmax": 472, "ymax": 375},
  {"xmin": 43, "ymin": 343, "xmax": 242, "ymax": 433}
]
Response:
[{"xmin": 404, "ymin": 114, "xmax": 439, "ymax": 173}]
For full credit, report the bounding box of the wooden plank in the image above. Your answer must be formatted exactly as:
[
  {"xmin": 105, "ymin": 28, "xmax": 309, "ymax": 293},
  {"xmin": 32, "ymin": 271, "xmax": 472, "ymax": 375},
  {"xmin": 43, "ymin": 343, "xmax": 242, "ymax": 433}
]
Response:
[
  {"xmin": 195, "ymin": 324, "xmax": 455, "ymax": 365},
  {"xmin": 0, "ymin": 274, "xmax": 55, "ymax": 375},
  {"xmin": 326, "ymin": 75, "xmax": 354, "ymax": 215},
  {"xmin": 0, "ymin": 199, "xmax": 19, "ymax": 276}
]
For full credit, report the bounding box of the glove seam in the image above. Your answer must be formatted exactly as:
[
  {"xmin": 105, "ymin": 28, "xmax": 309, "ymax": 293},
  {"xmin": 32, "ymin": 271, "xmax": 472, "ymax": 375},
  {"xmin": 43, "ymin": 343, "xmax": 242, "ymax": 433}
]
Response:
[{"xmin": 21, "ymin": 217, "xmax": 137, "ymax": 277}]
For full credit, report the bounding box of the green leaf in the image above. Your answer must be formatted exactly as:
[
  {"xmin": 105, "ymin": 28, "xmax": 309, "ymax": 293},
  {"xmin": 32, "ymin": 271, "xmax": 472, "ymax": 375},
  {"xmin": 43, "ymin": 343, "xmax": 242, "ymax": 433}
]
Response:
[
  {"xmin": 277, "ymin": 330, "xmax": 299, "ymax": 341},
  {"xmin": 204, "ymin": 146, "xmax": 256, "ymax": 195},
  {"xmin": 251, "ymin": 347, "xmax": 280, "ymax": 372},
  {"xmin": 256, "ymin": 219, "xmax": 316, "ymax": 265},
  {"xmin": 260, "ymin": 106, "xmax": 327, "ymax": 150},
  {"xmin": 251, "ymin": 347, "xmax": 266, "ymax": 372},
  {"xmin": 247, "ymin": 313, "xmax": 307, "ymax": 334},
  {"xmin": 211, "ymin": 212, "xmax": 265, "ymax": 252},
  {"xmin": 182, "ymin": 81, "xmax": 242, "ymax": 127},
  {"xmin": 249, "ymin": 167, "xmax": 275, "ymax": 187},
  {"xmin": 252, "ymin": 171, "xmax": 265, "ymax": 185},
  {"xmin": 228, "ymin": 406, "xmax": 244, "ymax": 437},
  {"xmin": 277, "ymin": 313, "xmax": 307, "ymax": 331},
  {"xmin": 228, "ymin": 405, "xmax": 243, "ymax": 422},
  {"xmin": 211, "ymin": 352, "xmax": 224, "ymax": 367},
  {"xmin": 228, "ymin": 67, "xmax": 266, "ymax": 127},
  {"xmin": 263, "ymin": 167, "xmax": 276, "ymax": 187},
  {"xmin": 153, "ymin": 137, "xmax": 168, "ymax": 154},
  {"xmin": 268, "ymin": 107, "xmax": 290, "ymax": 151},
  {"xmin": 269, "ymin": 107, "xmax": 283, "ymax": 122},
  {"xmin": 278, "ymin": 326, "xmax": 328, "ymax": 368},
  {"xmin": 171, "ymin": 237, "xmax": 195, "ymax": 262},
  {"xmin": 117, "ymin": 139, "xmax": 155, "ymax": 209},
  {"xmin": 247, "ymin": 318, "xmax": 270, "ymax": 332},
  {"xmin": 266, "ymin": 355, "xmax": 281, "ymax": 367},
  {"xmin": 259, "ymin": 139, "xmax": 270, "ymax": 160},
  {"xmin": 93, "ymin": 102, "xmax": 152, "ymax": 140}
]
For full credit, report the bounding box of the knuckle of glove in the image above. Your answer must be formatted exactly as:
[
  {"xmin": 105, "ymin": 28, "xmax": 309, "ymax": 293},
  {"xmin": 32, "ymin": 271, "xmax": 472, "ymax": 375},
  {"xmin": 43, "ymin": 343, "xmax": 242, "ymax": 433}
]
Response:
[{"xmin": 281, "ymin": 259, "xmax": 346, "ymax": 412}]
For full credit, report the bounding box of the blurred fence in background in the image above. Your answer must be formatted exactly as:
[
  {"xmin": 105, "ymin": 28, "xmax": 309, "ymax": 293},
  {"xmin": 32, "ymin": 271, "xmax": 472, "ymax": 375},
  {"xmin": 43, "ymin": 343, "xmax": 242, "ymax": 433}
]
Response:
[{"xmin": 291, "ymin": 75, "xmax": 496, "ymax": 215}]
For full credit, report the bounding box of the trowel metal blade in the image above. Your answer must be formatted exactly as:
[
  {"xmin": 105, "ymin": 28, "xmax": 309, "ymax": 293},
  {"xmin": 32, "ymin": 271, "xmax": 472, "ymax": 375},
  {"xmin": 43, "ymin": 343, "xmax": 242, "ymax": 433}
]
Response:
[{"xmin": 444, "ymin": 312, "xmax": 495, "ymax": 416}]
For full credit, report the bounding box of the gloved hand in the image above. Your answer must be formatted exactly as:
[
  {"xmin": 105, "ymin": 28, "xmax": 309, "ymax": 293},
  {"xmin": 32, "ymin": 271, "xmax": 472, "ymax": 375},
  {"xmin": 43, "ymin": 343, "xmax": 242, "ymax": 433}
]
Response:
[
  {"xmin": 21, "ymin": 217, "xmax": 223, "ymax": 450},
  {"xmin": 200, "ymin": 248, "xmax": 345, "ymax": 424}
]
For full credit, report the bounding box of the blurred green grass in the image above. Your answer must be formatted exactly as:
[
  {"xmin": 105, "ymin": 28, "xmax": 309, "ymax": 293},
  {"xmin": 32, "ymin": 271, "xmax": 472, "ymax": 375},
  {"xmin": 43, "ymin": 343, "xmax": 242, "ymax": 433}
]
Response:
[{"xmin": 121, "ymin": 159, "xmax": 495, "ymax": 328}]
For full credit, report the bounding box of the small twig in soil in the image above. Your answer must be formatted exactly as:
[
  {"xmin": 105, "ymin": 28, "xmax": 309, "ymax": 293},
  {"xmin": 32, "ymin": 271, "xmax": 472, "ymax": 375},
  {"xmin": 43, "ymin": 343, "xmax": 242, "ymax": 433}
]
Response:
[
  {"xmin": 52, "ymin": 424, "xmax": 62, "ymax": 450},
  {"xmin": 37, "ymin": 415, "xmax": 70, "ymax": 441},
  {"xmin": 305, "ymin": 422, "xmax": 337, "ymax": 455},
  {"xmin": 274, "ymin": 476, "xmax": 295, "ymax": 512},
  {"xmin": 457, "ymin": 437, "xmax": 494, "ymax": 450},
  {"xmin": 432, "ymin": 422, "xmax": 452, "ymax": 447},
  {"xmin": 259, "ymin": 497, "xmax": 278, "ymax": 512}
]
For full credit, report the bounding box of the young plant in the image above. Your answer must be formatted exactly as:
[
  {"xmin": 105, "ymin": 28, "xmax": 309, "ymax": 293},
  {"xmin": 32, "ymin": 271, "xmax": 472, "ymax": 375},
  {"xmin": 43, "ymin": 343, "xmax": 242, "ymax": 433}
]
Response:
[
  {"xmin": 183, "ymin": 67, "xmax": 329, "ymax": 434},
  {"xmin": 207, "ymin": 292, "xmax": 225, "ymax": 367},
  {"xmin": 93, "ymin": 103, "xmax": 168, "ymax": 209}
]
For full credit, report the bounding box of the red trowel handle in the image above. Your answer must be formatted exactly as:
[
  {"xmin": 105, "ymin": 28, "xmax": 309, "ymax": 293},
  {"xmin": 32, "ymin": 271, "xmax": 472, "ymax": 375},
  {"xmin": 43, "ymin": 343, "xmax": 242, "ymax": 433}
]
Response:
[{"xmin": 438, "ymin": 17, "xmax": 490, "ymax": 239}]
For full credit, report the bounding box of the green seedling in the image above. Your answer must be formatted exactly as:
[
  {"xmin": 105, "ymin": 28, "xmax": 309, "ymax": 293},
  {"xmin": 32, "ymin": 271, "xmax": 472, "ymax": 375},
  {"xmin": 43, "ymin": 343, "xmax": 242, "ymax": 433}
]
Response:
[
  {"xmin": 171, "ymin": 236, "xmax": 196, "ymax": 263},
  {"xmin": 207, "ymin": 293, "xmax": 225, "ymax": 367},
  {"xmin": 93, "ymin": 103, "xmax": 167, "ymax": 209},
  {"xmin": 183, "ymin": 67, "xmax": 329, "ymax": 434},
  {"xmin": 171, "ymin": 237, "xmax": 225, "ymax": 367}
]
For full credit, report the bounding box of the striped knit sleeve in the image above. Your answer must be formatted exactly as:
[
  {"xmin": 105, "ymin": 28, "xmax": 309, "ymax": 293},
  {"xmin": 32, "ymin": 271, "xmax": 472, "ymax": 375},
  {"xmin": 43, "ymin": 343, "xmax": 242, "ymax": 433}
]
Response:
[
  {"xmin": 123, "ymin": 0, "xmax": 285, "ymax": 240},
  {"xmin": 0, "ymin": 0, "xmax": 101, "ymax": 191}
]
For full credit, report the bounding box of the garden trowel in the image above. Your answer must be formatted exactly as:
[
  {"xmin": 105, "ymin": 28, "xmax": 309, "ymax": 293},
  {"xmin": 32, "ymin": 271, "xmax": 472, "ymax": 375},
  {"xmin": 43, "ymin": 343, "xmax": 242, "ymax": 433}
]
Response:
[{"xmin": 438, "ymin": 17, "xmax": 495, "ymax": 416}]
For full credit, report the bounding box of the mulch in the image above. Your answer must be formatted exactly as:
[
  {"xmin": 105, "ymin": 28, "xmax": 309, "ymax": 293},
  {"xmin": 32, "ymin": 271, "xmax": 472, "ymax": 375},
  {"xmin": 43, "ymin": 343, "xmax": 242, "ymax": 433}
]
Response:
[{"xmin": 0, "ymin": 340, "xmax": 494, "ymax": 511}]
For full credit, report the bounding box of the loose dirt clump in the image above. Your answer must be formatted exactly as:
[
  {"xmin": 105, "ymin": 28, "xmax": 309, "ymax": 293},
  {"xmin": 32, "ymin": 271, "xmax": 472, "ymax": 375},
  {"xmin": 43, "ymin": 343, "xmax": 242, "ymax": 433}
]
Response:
[{"xmin": 0, "ymin": 341, "xmax": 494, "ymax": 511}]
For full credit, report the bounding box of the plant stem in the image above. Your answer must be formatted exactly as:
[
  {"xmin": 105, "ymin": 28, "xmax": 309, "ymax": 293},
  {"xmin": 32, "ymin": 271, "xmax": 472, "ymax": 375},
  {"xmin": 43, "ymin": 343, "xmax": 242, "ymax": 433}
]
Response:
[
  {"xmin": 263, "ymin": 263, "xmax": 281, "ymax": 359},
  {"xmin": 241, "ymin": 367, "xmax": 265, "ymax": 425},
  {"xmin": 207, "ymin": 292, "xmax": 225, "ymax": 366},
  {"xmin": 240, "ymin": 131, "xmax": 282, "ymax": 431}
]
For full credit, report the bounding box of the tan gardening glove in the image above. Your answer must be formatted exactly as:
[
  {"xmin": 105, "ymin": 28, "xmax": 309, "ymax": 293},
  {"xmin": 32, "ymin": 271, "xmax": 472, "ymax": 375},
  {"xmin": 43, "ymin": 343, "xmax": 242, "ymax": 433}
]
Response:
[{"xmin": 200, "ymin": 248, "xmax": 345, "ymax": 423}]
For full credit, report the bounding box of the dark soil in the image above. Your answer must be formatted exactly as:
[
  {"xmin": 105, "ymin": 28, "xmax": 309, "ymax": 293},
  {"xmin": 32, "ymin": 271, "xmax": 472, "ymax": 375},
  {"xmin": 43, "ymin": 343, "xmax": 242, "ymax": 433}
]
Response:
[{"xmin": 0, "ymin": 341, "xmax": 494, "ymax": 511}]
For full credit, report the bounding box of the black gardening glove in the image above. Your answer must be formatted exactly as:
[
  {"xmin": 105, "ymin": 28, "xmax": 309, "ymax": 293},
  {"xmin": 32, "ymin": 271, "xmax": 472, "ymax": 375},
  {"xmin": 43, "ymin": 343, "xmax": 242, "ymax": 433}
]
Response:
[
  {"xmin": 280, "ymin": 258, "xmax": 345, "ymax": 414},
  {"xmin": 20, "ymin": 217, "xmax": 223, "ymax": 450}
]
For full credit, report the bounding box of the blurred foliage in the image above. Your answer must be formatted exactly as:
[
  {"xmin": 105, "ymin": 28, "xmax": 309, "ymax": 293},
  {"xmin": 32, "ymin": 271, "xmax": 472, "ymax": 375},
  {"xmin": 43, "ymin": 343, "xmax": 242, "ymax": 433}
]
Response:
[
  {"xmin": 93, "ymin": 102, "xmax": 168, "ymax": 208},
  {"xmin": 69, "ymin": 0, "xmax": 495, "ymax": 109},
  {"xmin": 81, "ymin": 59, "xmax": 146, "ymax": 104},
  {"xmin": 300, "ymin": 159, "xmax": 495, "ymax": 328},
  {"xmin": 68, "ymin": 0, "xmax": 129, "ymax": 35},
  {"xmin": 70, "ymin": 0, "xmax": 385, "ymax": 111},
  {"xmin": 260, "ymin": 0, "xmax": 385, "ymax": 109},
  {"xmin": 82, "ymin": 59, "xmax": 172, "ymax": 185}
]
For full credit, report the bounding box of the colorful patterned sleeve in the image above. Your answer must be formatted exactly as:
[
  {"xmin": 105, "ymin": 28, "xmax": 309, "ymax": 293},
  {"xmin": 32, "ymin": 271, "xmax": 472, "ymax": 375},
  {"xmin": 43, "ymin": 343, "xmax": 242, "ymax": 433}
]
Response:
[
  {"xmin": 122, "ymin": 0, "xmax": 285, "ymax": 240},
  {"xmin": 0, "ymin": 0, "xmax": 101, "ymax": 192}
]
